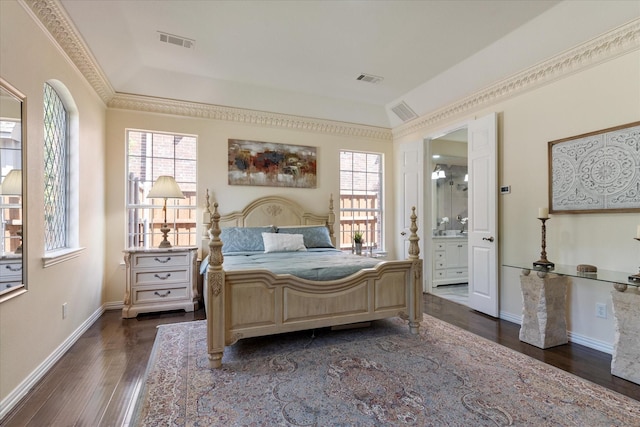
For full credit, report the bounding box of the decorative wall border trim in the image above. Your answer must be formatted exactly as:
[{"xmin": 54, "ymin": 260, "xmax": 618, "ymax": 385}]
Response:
[
  {"xmin": 108, "ymin": 93, "xmax": 393, "ymax": 140},
  {"xmin": 393, "ymin": 18, "xmax": 640, "ymax": 139},
  {"xmin": 24, "ymin": 0, "xmax": 115, "ymax": 104}
]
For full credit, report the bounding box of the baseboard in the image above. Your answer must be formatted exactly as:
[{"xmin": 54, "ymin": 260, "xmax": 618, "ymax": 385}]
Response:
[
  {"xmin": 500, "ymin": 310, "xmax": 613, "ymax": 355},
  {"xmin": 567, "ymin": 331, "xmax": 613, "ymax": 355},
  {"xmin": 103, "ymin": 300, "xmax": 124, "ymax": 311},
  {"xmin": 499, "ymin": 311, "xmax": 521, "ymax": 325},
  {"xmin": 0, "ymin": 305, "xmax": 105, "ymax": 421}
]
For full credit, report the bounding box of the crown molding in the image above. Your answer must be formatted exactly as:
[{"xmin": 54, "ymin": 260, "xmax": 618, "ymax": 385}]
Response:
[
  {"xmin": 23, "ymin": 0, "xmax": 115, "ymax": 104},
  {"xmin": 108, "ymin": 93, "xmax": 393, "ymax": 140},
  {"xmin": 392, "ymin": 18, "xmax": 640, "ymax": 139},
  {"xmin": 23, "ymin": 0, "xmax": 391, "ymax": 140}
]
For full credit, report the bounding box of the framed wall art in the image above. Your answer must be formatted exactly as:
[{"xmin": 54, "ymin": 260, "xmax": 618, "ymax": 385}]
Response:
[
  {"xmin": 228, "ymin": 139, "xmax": 317, "ymax": 188},
  {"xmin": 548, "ymin": 121, "xmax": 640, "ymax": 214}
]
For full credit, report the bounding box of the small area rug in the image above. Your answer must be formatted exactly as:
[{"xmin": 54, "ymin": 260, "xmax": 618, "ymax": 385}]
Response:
[{"xmin": 133, "ymin": 315, "xmax": 640, "ymax": 426}]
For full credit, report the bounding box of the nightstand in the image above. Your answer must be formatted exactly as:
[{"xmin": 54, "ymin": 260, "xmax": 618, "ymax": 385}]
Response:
[
  {"xmin": 0, "ymin": 255, "xmax": 22, "ymax": 292},
  {"xmin": 122, "ymin": 246, "xmax": 198, "ymax": 318}
]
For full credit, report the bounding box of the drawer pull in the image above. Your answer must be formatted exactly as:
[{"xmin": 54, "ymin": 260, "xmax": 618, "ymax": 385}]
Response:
[
  {"xmin": 154, "ymin": 290, "xmax": 171, "ymax": 298},
  {"xmin": 154, "ymin": 257, "xmax": 171, "ymax": 264},
  {"xmin": 457, "ymin": 244, "xmax": 463, "ymax": 248},
  {"xmin": 154, "ymin": 273, "xmax": 171, "ymax": 280},
  {"xmin": 5, "ymin": 265, "xmax": 22, "ymax": 272}
]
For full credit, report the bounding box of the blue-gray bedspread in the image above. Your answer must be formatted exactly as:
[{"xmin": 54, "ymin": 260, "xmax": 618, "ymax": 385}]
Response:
[{"xmin": 201, "ymin": 248, "xmax": 383, "ymax": 281}]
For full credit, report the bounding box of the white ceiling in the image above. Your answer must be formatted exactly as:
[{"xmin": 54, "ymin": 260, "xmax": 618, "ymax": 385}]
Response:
[{"xmin": 58, "ymin": 0, "xmax": 637, "ymax": 128}]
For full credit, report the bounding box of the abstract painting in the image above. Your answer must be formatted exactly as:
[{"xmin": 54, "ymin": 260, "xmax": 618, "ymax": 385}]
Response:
[{"xmin": 228, "ymin": 139, "xmax": 317, "ymax": 188}]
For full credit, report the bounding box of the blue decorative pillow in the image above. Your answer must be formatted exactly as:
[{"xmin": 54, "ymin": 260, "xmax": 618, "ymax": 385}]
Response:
[
  {"xmin": 277, "ymin": 225, "xmax": 334, "ymax": 248},
  {"xmin": 219, "ymin": 226, "xmax": 276, "ymax": 253}
]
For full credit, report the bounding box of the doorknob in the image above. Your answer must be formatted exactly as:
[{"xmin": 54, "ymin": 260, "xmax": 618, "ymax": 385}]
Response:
[
  {"xmin": 400, "ymin": 231, "xmax": 406, "ymax": 236},
  {"xmin": 483, "ymin": 236, "xmax": 495, "ymax": 242}
]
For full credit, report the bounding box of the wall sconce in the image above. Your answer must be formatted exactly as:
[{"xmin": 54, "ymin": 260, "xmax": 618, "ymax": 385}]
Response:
[
  {"xmin": 1, "ymin": 169, "xmax": 22, "ymax": 253},
  {"xmin": 432, "ymin": 165, "xmax": 446, "ymax": 180},
  {"xmin": 147, "ymin": 175, "xmax": 185, "ymax": 248}
]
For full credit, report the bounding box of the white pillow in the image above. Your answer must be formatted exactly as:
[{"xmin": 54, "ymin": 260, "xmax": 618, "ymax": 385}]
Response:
[{"xmin": 262, "ymin": 232, "xmax": 307, "ymax": 253}]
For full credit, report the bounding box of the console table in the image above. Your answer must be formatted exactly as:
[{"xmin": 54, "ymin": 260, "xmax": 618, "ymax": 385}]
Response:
[{"xmin": 504, "ymin": 262, "xmax": 640, "ymax": 385}]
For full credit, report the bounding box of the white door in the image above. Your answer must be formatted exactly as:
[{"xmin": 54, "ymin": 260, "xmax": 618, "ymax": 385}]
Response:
[
  {"xmin": 467, "ymin": 113, "xmax": 499, "ymax": 317},
  {"xmin": 394, "ymin": 139, "xmax": 424, "ymax": 287}
]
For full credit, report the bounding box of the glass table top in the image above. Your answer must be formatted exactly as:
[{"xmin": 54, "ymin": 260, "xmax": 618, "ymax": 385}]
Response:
[{"xmin": 503, "ymin": 261, "xmax": 639, "ymax": 287}]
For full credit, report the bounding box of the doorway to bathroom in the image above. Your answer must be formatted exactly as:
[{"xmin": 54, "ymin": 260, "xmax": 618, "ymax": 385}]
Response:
[{"xmin": 428, "ymin": 127, "xmax": 469, "ymax": 306}]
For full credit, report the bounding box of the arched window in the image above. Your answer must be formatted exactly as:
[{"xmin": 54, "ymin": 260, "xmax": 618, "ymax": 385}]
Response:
[
  {"xmin": 43, "ymin": 83, "xmax": 68, "ymax": 250},
  {"xmin": 43, "ymin": 81, "xmax": 79, "ymax": 262}
]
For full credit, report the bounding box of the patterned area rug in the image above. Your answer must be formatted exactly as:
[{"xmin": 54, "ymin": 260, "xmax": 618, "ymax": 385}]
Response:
[{"xmin": 133, "ymin": 315, "xmax": 640, "ymax": 426}]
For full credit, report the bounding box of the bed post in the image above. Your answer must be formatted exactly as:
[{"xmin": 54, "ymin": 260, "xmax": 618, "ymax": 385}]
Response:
[
  {"xmin": 327, "ymin": 193, "xmax": 336, "ymax": 247},
  {"xmin": 408, "ymin": 206, "xmax": 422, "ymax": 334},
  {"xmin": 207, "ymin": 202, "xmax": 225, "ymax": 368}
]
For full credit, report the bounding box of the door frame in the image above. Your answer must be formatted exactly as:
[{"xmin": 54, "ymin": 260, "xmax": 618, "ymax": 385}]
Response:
[{"xmin": 424, "ymin": 121, "xmax": 469, "ymax": 294}]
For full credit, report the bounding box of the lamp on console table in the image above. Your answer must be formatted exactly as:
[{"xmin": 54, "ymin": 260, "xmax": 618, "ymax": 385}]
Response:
[
  {"xmin": 533, "ymin": 207, "xmax": 554, "ymax": 269},
  {"xmin": 147, "ymin": 176, "xmax": 185, "ymax": 248}
]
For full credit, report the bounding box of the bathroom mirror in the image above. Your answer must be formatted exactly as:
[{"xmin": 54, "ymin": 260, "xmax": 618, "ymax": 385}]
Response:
[
  {"xmin": 430, "ymin": 129, "xmax": 468, "ymax": 236},
  {"xmin": 0, "ymin": 78, "xmax": 26, "ymax": 302}
]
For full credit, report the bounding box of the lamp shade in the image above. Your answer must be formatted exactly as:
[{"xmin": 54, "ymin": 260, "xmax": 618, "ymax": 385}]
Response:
[
  {"xmin": 0, "ymin": 169, "xmax": 21, "ymax": 196},
  {"xmin": 147, "ymin": 175, "xmax": 184, "ymax": 199}
]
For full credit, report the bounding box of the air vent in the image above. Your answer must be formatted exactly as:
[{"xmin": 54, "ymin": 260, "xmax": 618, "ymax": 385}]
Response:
[
  {"xmin": 158, "ymin": 31, "xmax": 195, "ymax": 49},
  {"xmin": 356, "ymin": 73, "xmax": 384, "ymax": 84},
  {"xmin": 391, "ymin": 101, "xmax": 418, "ymax": 122}
]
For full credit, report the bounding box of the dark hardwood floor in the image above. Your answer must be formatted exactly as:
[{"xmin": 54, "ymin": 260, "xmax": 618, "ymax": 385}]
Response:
[{"xmin": 2, "ymin": 295, "xmax": 638, "ymax": 426}]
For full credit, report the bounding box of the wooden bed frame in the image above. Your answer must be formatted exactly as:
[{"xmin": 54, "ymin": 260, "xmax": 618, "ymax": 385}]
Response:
[{"xmin": 203, "ymin": 192, "xmax": 422, "ymax": 368}]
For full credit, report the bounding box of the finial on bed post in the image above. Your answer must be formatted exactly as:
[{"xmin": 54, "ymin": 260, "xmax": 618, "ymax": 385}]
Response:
[
  {"xmin": 408, "ymin": 206, "xmax": 420, "ymax": 260},
  {"xmin": 327, "ymin": 193, "xmax": 336, "ymax": 245},
  {"xmin": 203, "ymin": 189, "xmax": 212, "ymax": 238},
  {"xmin": 207, "ymin": 201, "xmax": 225, "ymax": 368}
]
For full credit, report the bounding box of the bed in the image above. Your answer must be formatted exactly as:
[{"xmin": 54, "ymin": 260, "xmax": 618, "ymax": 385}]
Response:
[{"xmin": 202, "ymin": 192, "xmax": 422, "ymax": 368}]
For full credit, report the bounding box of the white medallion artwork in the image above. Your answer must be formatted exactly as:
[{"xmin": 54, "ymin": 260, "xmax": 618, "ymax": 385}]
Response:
[{"xmin": 550, "ymin": 122, "xmax": 640, "ymax": 213}]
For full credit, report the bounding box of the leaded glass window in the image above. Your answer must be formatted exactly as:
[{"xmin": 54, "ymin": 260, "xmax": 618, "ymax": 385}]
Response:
[{"xmin": 43, "ymin": 83, "xmax": 68, "ymax": 251}]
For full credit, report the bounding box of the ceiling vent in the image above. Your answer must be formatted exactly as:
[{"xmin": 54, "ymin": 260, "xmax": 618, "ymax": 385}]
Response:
[
  {"xmin": 356, "ymin": 73, "xmax": 384, "ymax": 84},
  {"xmin": 158, "ymin": 31, "xmax": 195, "ymax": 49},
  {"xmin": 391, "ymin": 101, "xmax": 418, "ymax": 122}
]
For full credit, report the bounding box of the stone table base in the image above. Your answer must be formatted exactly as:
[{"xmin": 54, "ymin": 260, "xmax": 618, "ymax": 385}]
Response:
[
  {"xmin": 519, "ymin": 271, "xmax": 569, "ymax": 349},
  {"xmin": 611, "ymin": 287, "xmax": 640, "ymax": 385}
]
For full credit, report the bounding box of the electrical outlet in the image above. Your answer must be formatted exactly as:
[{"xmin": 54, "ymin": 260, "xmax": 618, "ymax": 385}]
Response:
[
  {"xmin": 595, "ymin": 303, "xmax": 607, "ymax": 319},
  {"xmin": 62, "ymin": 302, "xmax": 68, "ymax": 319}
]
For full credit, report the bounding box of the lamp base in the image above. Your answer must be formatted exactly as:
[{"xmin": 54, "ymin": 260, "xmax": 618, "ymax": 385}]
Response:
[{"xmin": 158, "ymin": 225, "xmax": 172, "ymax": 248}]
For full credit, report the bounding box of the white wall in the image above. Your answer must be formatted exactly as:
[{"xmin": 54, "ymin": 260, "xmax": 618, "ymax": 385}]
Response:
[
  {"xmin": 395, "ymin": 49, "xmax": 640, "ymax": 351},
  {"xmin": 0, "ymin": 1, "xmax": 106, "ymax": 405},
  {"xmin": 104, "ymin": 109, "xmax": 397, "ymax": 304}
]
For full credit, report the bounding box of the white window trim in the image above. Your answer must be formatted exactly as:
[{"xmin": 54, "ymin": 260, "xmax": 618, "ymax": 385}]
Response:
[{"xmin": 42, "ymin": 247, "xmax": 86, "ymax": 268}]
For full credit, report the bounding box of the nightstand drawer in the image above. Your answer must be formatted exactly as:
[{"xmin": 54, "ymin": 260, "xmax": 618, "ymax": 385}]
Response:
[
  {"xmin": 434, "ymin": 251, "xmax": 445, "ymax": 260},
  {"xmin": 0, "ymin": 262, "xmax": 22, "ymax": 281},
  {"xmin": 133, "ymin": 268, "xmax": 189, "ymax": 286},
  {"xmin": 133, "ymin": 253, "xmax": 189, "ymax": 268},
  {"xmin": 434, "ymin": 270, "xmax": 446, "ymax": 279},
  {"xmin": 434, "ymin": 260, "xmax": 446, "ymax": 269},
  {"xmin": 434, "ymin": 242, "xmax": 446, "ymax": 251},
  {"xmin": 133, "ymin": 285, "xmax": 189, "ymax": 304}
]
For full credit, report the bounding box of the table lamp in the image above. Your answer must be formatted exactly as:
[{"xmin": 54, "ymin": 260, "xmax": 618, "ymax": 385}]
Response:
[
  {"xmin": 147, "ymin": 175, "xmax": 184, "ymax": 248},
  {"xmin": 0, "ymin": 169, "xmax": 22, "ymax": 253}
]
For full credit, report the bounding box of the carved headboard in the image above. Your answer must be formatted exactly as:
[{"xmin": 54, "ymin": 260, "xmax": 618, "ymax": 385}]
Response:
[{"xmin": 202, "ymin": 191, "xmax": 336, "ymax": 255}]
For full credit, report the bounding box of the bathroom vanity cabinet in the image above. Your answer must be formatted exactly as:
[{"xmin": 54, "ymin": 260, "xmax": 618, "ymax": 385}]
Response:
[{"xmin": 432, "ymin": 237, "xmax": 468, "ymax": 286}]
